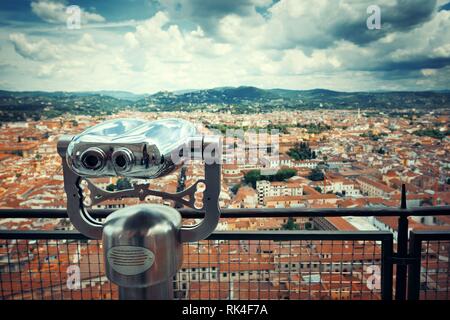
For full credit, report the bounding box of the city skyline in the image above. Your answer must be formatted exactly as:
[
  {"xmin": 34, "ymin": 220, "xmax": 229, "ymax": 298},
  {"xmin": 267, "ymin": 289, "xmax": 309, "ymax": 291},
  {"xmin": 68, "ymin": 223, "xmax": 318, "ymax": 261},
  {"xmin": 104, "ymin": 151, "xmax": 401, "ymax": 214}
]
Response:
[{"xmin": 1, "ymin": 0, "xmax": 450, "ymax": 93}]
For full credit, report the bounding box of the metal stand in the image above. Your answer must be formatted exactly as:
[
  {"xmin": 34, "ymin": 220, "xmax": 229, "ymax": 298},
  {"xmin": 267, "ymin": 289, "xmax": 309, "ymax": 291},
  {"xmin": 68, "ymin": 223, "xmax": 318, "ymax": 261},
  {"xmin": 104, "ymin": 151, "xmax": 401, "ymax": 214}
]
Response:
[
  {"xmin": 102, "ymin": 204, "xmax": 182, "ymax": 300},
  {"xmin": 119, "ymin": 281, "xmax": 173, "ymax": 300},
  {"xmin": 57, "ymin": 127, "xmax": 222, "ymax": 300}
]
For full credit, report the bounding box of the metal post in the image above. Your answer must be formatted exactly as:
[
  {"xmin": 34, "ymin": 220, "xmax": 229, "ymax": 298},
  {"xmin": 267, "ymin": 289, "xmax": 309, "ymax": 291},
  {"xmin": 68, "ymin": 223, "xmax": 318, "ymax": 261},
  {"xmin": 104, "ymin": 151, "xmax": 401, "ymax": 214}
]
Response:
[
  {"xmin": 102, "ymin": 204, "xmax": 183, "ymax": 300},
  {"xmin": 381, "ymin": 236, "xmax": 393, "ymax": 300},
  {"xmin": 395, "ymin": 184, "xmax": 408, "ymax": 300},
  {"xmin": 407, "ymin": 231, "xmax": 422, "ymax": 300},
  {"xmin": 118, "ymin": 281, "xmax": 173, "ymax": 300}
]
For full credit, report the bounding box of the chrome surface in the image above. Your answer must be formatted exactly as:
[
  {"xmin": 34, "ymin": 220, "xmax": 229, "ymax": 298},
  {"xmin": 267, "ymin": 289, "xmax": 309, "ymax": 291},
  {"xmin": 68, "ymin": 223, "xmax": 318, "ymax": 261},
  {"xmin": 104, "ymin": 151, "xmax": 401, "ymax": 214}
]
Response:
[
  {"xmin": 102, "ymin": 204, "xmax": 183, "ymax": 299},
  {"xmin": 66, "ymin": 118, "xmax": 198, "ymax": 178}
]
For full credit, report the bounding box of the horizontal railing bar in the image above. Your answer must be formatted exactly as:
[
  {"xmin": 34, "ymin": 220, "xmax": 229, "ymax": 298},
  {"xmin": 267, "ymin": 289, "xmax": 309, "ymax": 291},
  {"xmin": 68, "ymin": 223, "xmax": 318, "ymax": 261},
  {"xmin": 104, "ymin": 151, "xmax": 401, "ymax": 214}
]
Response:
[
  {"xmin": 206, "ymin": 230, "xmax": 393, "ymax": 241},
  {"xmin": 0, "ymin": 230, "xmax": 89, "ymax": 240},
  {"xmin": 408, "ymin": 230, "xmax": 450, "ymax": 241},
  {"xmin": 0, "ymin": 206, "xmax": 449, "ymax": 219},
  {"xmin": 0, "ymin": 229, "xmax": 393, "ymax": 241}
]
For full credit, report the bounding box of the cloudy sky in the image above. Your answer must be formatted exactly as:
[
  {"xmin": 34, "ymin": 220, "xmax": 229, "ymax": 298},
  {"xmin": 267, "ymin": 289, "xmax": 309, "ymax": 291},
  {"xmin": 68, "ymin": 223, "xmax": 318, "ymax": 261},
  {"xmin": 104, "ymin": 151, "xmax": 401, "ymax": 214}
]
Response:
[{"xmin": 0, "ymin": 0, "xmax": 449, "ymax": 93}]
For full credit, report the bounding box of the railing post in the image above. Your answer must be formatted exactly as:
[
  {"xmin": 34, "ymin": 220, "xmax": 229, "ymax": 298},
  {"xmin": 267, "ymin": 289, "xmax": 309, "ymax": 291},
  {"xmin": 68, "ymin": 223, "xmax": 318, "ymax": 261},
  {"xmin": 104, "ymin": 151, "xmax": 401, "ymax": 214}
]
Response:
[
  {"xmin": 407, "ymin": 231, "xmax": 422, "ymax": 300},
  {"xmin": 381, "ymin": 236, "xmax": 394, "ymax": 300},
  {"xmin": 395, "ymin": 184, "xmax": 408, "ymax": 300}
]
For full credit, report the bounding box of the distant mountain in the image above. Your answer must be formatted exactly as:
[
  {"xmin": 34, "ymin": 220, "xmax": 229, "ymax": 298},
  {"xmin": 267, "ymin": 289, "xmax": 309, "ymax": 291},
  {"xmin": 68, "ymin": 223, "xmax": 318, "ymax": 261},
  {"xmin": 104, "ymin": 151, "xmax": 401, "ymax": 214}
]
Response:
[
  {"xmin": 88, "ymin": 91, "xmax": 147, "ymax": 101},
  {"xmin": 1, "ymin": 86, "xmax": 450, "ymax": 121}
]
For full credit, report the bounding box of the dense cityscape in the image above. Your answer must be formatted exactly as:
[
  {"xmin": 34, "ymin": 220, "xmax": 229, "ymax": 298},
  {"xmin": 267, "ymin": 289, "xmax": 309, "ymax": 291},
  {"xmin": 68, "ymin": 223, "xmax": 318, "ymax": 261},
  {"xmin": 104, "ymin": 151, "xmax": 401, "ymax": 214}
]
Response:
[
  {"xmin": 0, "ymin": 0, "xmax": 449, "ymax": 304},
  {"xmin": 0, "ymin": 106, "xmax": 449, "ymax": 300}
]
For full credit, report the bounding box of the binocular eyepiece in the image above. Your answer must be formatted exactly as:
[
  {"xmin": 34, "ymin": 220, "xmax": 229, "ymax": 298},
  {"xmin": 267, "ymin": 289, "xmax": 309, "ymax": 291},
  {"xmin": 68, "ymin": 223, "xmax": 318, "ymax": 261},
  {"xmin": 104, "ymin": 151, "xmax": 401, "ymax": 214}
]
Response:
[
  {"xmin": 111, "ymin": 148, "xmax": 134, "ymax": 173},
  {"xmin": 79, "ymin": 146, "xmax": 135, "ymax": 173},
  {"xmin": 80, "ymin": 147, "xmax": 107, "ymax": 171}
]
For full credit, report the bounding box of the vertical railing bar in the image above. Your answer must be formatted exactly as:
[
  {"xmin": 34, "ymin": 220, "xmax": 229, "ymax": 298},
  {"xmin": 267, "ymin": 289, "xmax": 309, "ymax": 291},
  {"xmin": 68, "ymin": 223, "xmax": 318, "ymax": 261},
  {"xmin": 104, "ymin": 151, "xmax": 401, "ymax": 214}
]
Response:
[
  {"xmin": 65, "ymin": 241, "xmax": 74, "ymax": 300},
  {"xmin": 95, "ymin": 240, "xmax": 103, "ymax": 300},
  {"xmin": 247, "ymin": 240, "xmax": 251, "ymax": 300},
  {"xmin": 76, "ymin": 241, "xmax": 83, "ymax": 300},
  {"xmin": 447, "ymin": 240, "xmax": 450, "ymax": 300},
  {"xmin": 208, "ymin": 240, "xmax": 211, "ymax": 300},
  {"xmin": 381, "ymin": 237, "xmax": 393, "ymax": 300},
  {"xmin": 44, "ymin": 240, "xmax": 55, "ymax": 299},
  {"xmin": 436, "ymin": 240, "xmax": 442, "ymax": 299},
  {"xmin": 288, "ymin": 240, "xmax": 292, "ymax": 300},
  {"xmin": 15, "ymin": 241, "xmax": 25, "ymax": 300},
  {"xmin": 5, "ymin": 241, "xmax": 13, "ymax": 299},
  {"xmin": 339, "ymin": 240, "xmax": 344, "ymax": 300},
  {"xmin": 328, "ymin": 240, "xmax": 333, "ymax": 299},
  {"xmin": 87, "ymin": 241, "xmax": 94, "ymax": 299},
  {"xmin": 360, "ymin": 239, "xmax": 366, "ymax": 300},
  {"xmin": 237, "ymin": 240, "xmax": 241, "ymax": 300},
  {"xmin": 395, "ymin": 184, "xmax": 409, "ymax": 300},
  {"xmin": 349, "ymin": 238, "xmax": 355, "ymax": 299},
  {"xmin": 0, "ymin": 242, "xmax": 4, "ymax": 299},
  {"xmin": 55, "ymin": 240, "xmax": 64, "ymax": 300},
  {"xmin": 258, "ymin": 240, "xmax": 261, "ymax": 300},
  {"xmin": 309, "ymin": 239, "xmax": 315, "ymax": 299},
  {"xmin": 424, "ymin": 240, "xmax": 430, "ymax": 299},
  {"xmin": 25, "ymin": 241, "xmax": 34, "ymax": 300},
  {"xmin": 373, "ymin": 241, "xmax": 377, "ymax": 300},
  {"xmin": 35, "ymin": 240, "xmax": 45, "ymax": 299}
]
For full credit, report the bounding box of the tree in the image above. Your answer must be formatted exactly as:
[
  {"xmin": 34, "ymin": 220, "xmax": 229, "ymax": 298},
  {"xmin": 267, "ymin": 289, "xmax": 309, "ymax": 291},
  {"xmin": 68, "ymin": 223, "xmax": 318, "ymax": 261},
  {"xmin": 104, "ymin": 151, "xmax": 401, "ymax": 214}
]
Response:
[
  {"xmin": 274, "ymin": 168, "xmax": 297, "ymax": 181},
  {"xmin": 287, "ymin": 142, "xmax": 314, "ymax": 160},
  {"xmin": 231, "ymin": 184, "xmax": 241, "ymax": 194},
  {"xmin": 308, "ymin": 167, "xmax": 325, "ymax": 181},
  {"xmin": 282, "ymin": 217, "xmax": 300, "ymax": 230},
  {"xmin": 244, "ymin": 169, "xmax": 297, "ymax": 188},
  {"xmin": 314, "ymin": 186, "xmax": 322, "ymax": 193},
  {"xmin": 116, "ymin": 178, "xmax": 132, "ymax": 190},
  {"xmin": 414, "ymin": 128, "xmax": 449, "ymax": 140},
  {"xmin": 106, "ymin": 184, "xmax": 115, "ymax": 192},
  {"xmin": 244, "ymin": 170, "xmax": 261, "ymax": 188}
]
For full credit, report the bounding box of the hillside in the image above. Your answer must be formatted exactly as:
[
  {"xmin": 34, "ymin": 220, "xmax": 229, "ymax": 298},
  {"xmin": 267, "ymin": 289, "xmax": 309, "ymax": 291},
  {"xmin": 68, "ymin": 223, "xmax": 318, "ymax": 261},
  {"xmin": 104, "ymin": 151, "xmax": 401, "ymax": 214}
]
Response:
[{"xmin": 1, "ymin": 87, "xmax": 449, "ymax": 121}]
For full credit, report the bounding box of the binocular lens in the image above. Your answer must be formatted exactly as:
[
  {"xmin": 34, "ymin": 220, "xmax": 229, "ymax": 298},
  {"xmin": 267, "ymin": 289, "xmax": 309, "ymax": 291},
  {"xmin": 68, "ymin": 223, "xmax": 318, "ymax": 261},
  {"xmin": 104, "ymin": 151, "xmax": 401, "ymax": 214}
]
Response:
[
  {"xmin": 81, "ymin": 148, "xmax": 106, "ymax": 171},
  {"xmin": 112, "ymin": 149, "xmax": 134, "ymax": 173},
  {"xmin": 115, "ymin": 155, "xmax": 127, "ymax": 168}
]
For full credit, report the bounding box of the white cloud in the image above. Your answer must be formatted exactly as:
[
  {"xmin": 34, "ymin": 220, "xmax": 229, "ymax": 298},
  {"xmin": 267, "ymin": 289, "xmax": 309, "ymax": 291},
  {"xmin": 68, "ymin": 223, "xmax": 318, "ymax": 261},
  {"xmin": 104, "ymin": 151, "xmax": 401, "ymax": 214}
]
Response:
[
  {"xmin": 2, "ymin": 1, "xmax": 450, "ymax": 92},
  {"xmin": 9, "ymin": 33, "xmax": 61, "ymax": 61},
  {"xmin": 421, "ymin": 69, "xmax": 437, "ymax": 76},
  {"xmin": 31, "ymin": 0, "xmax": 105, "ymax": 24}
]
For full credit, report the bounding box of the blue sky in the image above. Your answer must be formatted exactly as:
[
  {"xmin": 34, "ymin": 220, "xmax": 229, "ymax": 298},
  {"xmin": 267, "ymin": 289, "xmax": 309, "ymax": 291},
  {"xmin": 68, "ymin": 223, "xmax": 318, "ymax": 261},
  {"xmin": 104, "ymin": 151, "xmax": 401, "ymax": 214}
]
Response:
[{"xmin": 0, "ymin": 0, "xmax": 450, "ymax": 93}]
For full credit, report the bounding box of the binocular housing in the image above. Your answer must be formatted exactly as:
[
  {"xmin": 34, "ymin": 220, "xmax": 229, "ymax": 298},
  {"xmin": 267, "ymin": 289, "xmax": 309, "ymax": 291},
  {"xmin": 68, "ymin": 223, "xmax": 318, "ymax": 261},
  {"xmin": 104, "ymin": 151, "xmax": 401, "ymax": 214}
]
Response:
[{"xmin": 65, "ymin": 118, "xmax": 203, "ymax": 179}]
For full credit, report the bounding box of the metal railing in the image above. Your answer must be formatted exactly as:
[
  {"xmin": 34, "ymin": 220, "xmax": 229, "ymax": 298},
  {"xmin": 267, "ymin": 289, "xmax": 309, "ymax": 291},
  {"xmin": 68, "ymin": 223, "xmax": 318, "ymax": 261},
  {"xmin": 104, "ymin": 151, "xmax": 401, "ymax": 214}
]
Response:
[
  {"xmin": 407, "ymin": 231, "xmax": 450, "ymax": 300},
  {"xmin": 0, "ymin": 203, "xmax": 449, "ymax": 300},
  {"xmin": 0, "ymin": 229, "xmax": 392, "ymax": 300}
]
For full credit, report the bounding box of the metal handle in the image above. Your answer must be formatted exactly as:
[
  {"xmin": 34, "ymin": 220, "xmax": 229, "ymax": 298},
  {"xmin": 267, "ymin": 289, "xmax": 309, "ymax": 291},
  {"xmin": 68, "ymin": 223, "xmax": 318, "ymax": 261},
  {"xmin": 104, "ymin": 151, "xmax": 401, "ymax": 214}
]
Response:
[{"xmin": 180, "ymin": 136, "xmax": 222, "ymax": 242}]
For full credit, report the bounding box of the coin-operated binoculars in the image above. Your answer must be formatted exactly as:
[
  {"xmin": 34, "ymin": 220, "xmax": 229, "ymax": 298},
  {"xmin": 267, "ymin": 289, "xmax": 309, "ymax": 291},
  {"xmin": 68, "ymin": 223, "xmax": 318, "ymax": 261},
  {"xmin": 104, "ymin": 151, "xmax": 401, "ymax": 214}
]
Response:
[{"xmin": 57, "ymin": 118, "xmax": 222, "ymax": 299}]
